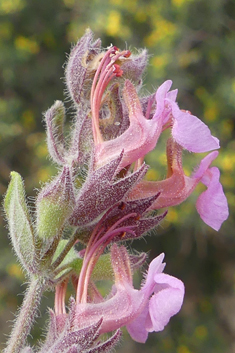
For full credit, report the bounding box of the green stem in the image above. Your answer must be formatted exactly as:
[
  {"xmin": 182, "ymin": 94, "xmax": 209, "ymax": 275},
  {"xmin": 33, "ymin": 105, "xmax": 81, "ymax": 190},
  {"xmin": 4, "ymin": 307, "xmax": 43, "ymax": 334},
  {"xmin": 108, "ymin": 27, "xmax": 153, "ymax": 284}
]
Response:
[
  {"xmin": 51, "ymin": 230, "xmax": 77, "ymax": 271},
  {"xmin": 4, "ymin": 277, "xmax": 45, "ymax": 353}
]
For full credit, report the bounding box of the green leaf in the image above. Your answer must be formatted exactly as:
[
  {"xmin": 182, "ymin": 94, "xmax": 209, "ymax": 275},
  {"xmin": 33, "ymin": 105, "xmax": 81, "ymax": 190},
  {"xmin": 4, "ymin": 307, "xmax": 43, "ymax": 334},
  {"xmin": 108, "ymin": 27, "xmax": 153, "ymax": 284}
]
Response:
[{"xmin": 4, "ymin": 171, "xmax": 36, "ymax": 273}]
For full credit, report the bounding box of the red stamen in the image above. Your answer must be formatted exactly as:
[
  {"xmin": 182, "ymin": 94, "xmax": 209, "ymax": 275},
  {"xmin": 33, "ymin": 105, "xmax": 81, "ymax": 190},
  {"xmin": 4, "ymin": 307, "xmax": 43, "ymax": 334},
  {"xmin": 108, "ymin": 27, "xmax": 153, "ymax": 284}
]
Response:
[
  {"xmin": 113, "ymin": 64, "xmax": 123, "ymax": 77},
  {"xmin": 124, "ymin": 50, "xmax": 131, "ymax": 58}
]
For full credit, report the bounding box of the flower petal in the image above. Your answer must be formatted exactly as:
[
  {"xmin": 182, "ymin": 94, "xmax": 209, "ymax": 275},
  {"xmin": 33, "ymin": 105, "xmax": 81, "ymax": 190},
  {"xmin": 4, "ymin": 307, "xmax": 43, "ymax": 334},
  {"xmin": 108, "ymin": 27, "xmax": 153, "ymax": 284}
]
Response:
[
  {"xmin": 126, "ymin": 304, "xmax": 149, "ymax": 343},
  {"xmin": 127, "ymin": 256, "xmax": 184, "ymax": 342},
  {"xmin": 196, "ymin": 167, "xmax": 229, "ymax": 230},
  {"xmin": 146, "ymin": 273, "xmax": 184, "ymax": 332},
  {"xmin": 171, "ymin": 103, "xmax": 220, "ymax": 152},
  {"xmin": 142, "ymin": 253, "xmax": 165, "ymax": 293},
  {"xmin": 193, "ymin": 151, "xmax": 219, "ymax": 179},
  {"xmin": 153, "ymin": 80, "xmax": 174, "ymax": 124}
]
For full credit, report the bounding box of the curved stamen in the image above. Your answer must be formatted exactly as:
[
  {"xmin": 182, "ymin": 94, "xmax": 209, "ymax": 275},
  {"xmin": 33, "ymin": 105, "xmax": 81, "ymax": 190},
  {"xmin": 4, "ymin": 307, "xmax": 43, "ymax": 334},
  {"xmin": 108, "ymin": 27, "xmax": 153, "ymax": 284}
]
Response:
[
  {"xmin": 76, "ymin": 212, "xmax": 137, "ymax": 303},
  {"xmin": 55, "ymin": 280, "xmax": 67, "ymax": 315},
  {"xmin": 79, "ymin": 225, "xmax": 136, "ymax": 303}
]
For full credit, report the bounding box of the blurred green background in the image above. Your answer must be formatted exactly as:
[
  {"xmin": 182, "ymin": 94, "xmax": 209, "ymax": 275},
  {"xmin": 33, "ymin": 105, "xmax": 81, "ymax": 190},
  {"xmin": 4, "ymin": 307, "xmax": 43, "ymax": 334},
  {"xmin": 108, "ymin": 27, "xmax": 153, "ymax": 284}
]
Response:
[{"xmin": 0, "ymin": 0, "xmax": 235, "ymax": 352}]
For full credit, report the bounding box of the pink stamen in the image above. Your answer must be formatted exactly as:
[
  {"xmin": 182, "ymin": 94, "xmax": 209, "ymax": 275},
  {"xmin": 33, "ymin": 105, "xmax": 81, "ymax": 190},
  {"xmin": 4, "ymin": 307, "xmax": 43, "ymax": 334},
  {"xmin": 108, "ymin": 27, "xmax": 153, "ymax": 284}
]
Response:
[
  {"xmin": 55, "ymin": 281, "xmax": 67, "ymax": 315},
  {"xmin": 76, "ymin": 211, "xmax": 137, "ymax": 303}
]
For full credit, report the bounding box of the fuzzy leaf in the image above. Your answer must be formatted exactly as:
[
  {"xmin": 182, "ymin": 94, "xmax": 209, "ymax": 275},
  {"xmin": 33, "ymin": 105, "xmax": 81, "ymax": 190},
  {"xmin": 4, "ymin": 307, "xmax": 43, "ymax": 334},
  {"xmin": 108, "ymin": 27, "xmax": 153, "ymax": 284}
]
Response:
[{"xmin": 4, "ymin": 172, "xmax": 36, "ymax": 273}]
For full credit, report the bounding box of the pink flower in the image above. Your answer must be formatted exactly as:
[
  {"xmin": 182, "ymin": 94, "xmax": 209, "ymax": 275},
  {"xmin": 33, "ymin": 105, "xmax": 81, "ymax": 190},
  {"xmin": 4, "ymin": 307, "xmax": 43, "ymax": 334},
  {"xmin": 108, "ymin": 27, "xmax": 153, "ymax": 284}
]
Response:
[
  {"xmin": 130, "ymin": 139, "xmax": 228, "ymax": 230},
  {"xmin": 71, "ymin": 244, "xmax": 184, "ymax": 343},
  {"xmin": 127, "ymin": 253, "xmax": 184, "ymax": 343},
  {"xmin": 95, "ymin": 80, "xmax": 163, "ymax": 170},
  {"xmin": 94, "ymin": 78, "xmax": 220, "ymax": 172},
  {"xmin": 91, "ymin": 47, "xmax": 220, "ymax": 173}
]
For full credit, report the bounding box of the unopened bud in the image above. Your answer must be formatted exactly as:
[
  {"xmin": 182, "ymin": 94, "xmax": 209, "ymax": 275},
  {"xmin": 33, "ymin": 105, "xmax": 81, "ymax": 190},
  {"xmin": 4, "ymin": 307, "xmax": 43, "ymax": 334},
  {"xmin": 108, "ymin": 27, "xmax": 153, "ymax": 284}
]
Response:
[
  {"xmin": 44, "ymin": 100, "xmax": 66, "ymax": 165},
  {"xmin": 36, "ymin": 166, "xmax": 75, "ymax": 240},
  {"xmin": 65, "ymin": 28, "xmax": 101, "ymax": 105},
  {"xmin": 120, "ymin": 49, "xmax": 148, "ymax": 88}
]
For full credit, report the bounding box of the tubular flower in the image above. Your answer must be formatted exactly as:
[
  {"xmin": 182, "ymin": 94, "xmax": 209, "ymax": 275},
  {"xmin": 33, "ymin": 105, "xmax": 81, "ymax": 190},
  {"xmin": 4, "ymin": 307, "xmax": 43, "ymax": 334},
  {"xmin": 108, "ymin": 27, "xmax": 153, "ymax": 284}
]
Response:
[
  {"xmin": 94, "ymin": 79, "xmax": 163, "ymax": 171},
  {"xmin": 90, "ymin": 45, "xmax": 162, "ymax": 170},
  {"xmin": 130, "ymin": 138, "xmax": 228, "ymax": 230},
  {"xmin": 126, "ymin": 251, "xmax": 184, "ymax": 343},
  {"xmin": 50, "ymin": 245, "xmax": 184, "ymax": 345}
]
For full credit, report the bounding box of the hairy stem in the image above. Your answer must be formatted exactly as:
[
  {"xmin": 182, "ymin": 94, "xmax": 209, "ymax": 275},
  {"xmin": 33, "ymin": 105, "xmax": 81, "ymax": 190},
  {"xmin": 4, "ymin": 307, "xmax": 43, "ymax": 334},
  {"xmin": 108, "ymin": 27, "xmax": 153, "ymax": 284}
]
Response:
[{"xmin": 4, "ymin": 277, "xmax": 45, "ymax": 353}]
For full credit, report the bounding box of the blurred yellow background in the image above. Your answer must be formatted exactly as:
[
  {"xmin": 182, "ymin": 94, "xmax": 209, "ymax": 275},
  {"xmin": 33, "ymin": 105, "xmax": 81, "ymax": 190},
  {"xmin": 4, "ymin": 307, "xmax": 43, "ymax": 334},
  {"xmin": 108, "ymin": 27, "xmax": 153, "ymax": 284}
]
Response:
[{"xmin": 0, "ymin": 0, "xmax": 235, "ymax": 352}]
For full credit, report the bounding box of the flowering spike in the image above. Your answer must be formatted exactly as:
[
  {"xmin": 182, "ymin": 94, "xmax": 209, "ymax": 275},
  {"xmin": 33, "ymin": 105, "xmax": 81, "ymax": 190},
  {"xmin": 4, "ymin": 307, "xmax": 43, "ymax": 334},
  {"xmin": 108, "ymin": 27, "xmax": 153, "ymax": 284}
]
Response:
[
  {"xmin": 4, "ymin": 172, "xmax": 36, "ymax": 273},
  {"xmin": 3, "ymin": 30, "xmax": 229, "ymax": 353}
]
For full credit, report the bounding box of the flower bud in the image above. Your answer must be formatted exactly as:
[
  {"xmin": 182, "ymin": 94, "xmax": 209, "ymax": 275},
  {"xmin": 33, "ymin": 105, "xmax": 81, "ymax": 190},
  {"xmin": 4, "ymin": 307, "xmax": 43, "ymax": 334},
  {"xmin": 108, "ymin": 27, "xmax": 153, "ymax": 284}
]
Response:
[
  {"xmin": 36, "ymin": 166, "xmax": 75, "ymax": 240},
  {"xmin": 44, "ymin": 100, "xmax": 66, "ymax": 165},
  {"xmin": 120, "ymin": 49, "xmax": 148, "ymax": 88},
  {"xmin": 65, "ymin": 28, "xmax": 101, "ymax": 105}
]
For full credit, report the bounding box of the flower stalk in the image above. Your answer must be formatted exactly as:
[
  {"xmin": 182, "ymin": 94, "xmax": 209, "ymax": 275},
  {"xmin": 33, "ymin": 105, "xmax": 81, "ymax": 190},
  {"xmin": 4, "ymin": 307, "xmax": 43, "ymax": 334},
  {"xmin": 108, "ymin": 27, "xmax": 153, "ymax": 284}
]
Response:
[
  {"xmin": 4, "ymin": 278, "xmax": 45, "ymax": 353},
  {"xmin": 3, "ymin": 29, "xmax": 228, "ymax": 352}
]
